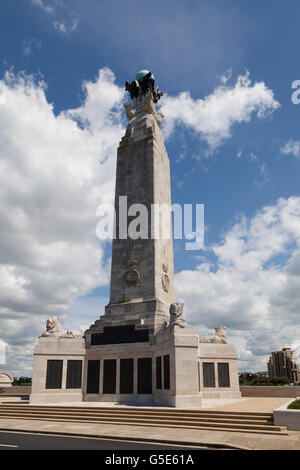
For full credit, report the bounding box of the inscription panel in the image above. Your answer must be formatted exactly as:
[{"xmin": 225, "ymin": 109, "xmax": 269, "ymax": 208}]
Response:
[
  {"xmin": 86, "ymin": 360, "xmax": 100, "ymax": 394},
  {"xmin": 156, "ymin": 356, "xmax": 162, "ymax": 390},
  {"xmin": 91, "ymin": 325, "xmax": 149, "ymax": 346},
  {"xmin": 218, "ymin": 362, "xmax": 230, "ymax": 388},
  {"xmin": 66, "ymin": 360, "xmax": 82, "ymax": 389},
  {"xmin": 103, "ymin": 359, "xmax": 117, "ymax": 394},
  {"xmin": 45, "ymin": 360, "xmax": 63, "ymax": 389},
  {"xmin": 163, "ymin": 355, "xmax": 170, "ymax": 390},
  {"xmin": 203, "ymin": 362, "xmax": 215, "ymax": 388},
  {"xmin": 120, "ymin": 358, "xmax": 134, "ymax": 394},
  {"xmin": 138, "ymin": 358, "xmax": 152, "ymax": 394}
]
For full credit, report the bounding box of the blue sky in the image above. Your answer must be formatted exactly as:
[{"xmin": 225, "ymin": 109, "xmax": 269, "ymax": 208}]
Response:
[
  {"xmin": 0, "ymin": 0, "xmax": 300, "ymax": 375},
  {"xmin": 2, "ymin": 1, "xmax": 298, "ymax": 246}
]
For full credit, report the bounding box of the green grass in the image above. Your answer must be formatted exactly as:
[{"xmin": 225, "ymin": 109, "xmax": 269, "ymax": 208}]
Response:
[
  {"xmin": 0, "ymin": 394, "xmax": 29, "ymax": 397},
  {"xmin": 287, "ymin": 399, "xmax": 300, "ymax": 410}
]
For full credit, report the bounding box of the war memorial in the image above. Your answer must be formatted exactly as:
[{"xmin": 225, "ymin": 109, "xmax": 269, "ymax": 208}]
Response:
[{"xmin": 30, "ymin": 70, "xmax": 241, "ymax": 407}]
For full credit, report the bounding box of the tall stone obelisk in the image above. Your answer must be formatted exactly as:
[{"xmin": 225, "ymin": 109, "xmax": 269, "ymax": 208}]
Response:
[
  {"xmin": 89, "ymin": 70, "xmax": 175, "ymax": 337},
  {"xmin": 110, "ymin": 82, "xmax": 175, "ymax": 308}
]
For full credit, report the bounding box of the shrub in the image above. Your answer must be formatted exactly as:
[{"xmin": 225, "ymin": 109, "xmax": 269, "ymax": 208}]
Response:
[
  {"xmin": 239, "ymin": 375, "xmax": 293, "ymax": 386},
  {"xmin": 287, "ymin": 399, "xmax": 300, "ymax": 410},
  {"xmin": 270, "ymin": 376, "xmax": 290, "ymax": 385},
  {"xmin": 252, "ymin": 376, "xmax": 272, "ymax": 385},
  {"xmin": 12, "ymin": 377, "xmax": 32, "ymax": 386}
]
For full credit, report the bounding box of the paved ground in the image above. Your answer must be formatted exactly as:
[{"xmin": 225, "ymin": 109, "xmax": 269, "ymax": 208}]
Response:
[
  {"xmin": 0, "ymin": 431, "xmax": 208, "ymax": 450},
  {"xmin": 204, "ymin": 397, "xmax": 290, "ymax": 413},
  {"xmin": 0, "ymin": 396, "xmax": 291, "ymax": 411},
  {"xmin": 0, "ymin": 417, "xmax": 300, "ymax": 450}
]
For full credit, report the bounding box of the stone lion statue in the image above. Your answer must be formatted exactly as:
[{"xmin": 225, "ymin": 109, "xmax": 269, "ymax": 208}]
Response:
[
  {"xmin": 169, "ymin": 302, "xmax": 186, "ymax": 328},
  {"xmin": 41, "ymin": 317, "xmax": 82, "ymax": 339},
  {"xmin": 199, "ymin": 325, "xmax": 229, "ymax": 344}
]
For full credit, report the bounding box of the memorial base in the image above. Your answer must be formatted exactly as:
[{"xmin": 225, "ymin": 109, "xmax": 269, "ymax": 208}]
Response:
[{"xmin": 30, "ymin": 312, "xmax": 241, "ymax": 407}]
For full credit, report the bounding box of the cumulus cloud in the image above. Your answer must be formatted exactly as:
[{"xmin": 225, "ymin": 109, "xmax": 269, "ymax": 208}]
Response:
[
  {"xmin": 175, "ymin": 196, "xmax": 300, "ymax": 371},
  {"xmin": 160, "ymin": 71, "xmax": 280, "ymax": 150},
  {"xmin": 0, "ymin": 68, "xmax": 125, "ymax": 375},
  {"xmin": 0, "ymin": 66, "xmax": 286, "ymax": 375},
  {"xmin": 281, "ymin": 139, "xmax": 300, "ymax": 159}
]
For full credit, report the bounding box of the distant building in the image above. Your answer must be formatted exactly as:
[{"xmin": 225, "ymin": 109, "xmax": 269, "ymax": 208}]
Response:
[
  {"xmin": 255, "ymin": 371, "xmax": 268, "ymax": 377},
  {"xmin": 239, "ymin": 371, "xmax": 268, "ymax": 382},
  {"xmin": 239, "ymin": 372, "xmax": 258, "ymax": 381},
  {"xmin": 268, "ymin": 348, "xmax": 300, "ymax": 383},
  {"xmin": 0, "ymin": 371, "xmax": 13, "ymax": 388}
]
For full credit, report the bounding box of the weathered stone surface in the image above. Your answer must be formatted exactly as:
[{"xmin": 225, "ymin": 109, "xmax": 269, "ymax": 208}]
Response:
[{"xmin": 109, "ymin": 108, "xmax": 175, "ymax": 311}]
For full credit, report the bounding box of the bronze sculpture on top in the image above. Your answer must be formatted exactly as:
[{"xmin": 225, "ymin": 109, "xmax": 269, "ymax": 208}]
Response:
[
  {"xmin": 125, "ymin": 70, "xmax": 163, "ymax": 103},
  {"xmin": 123, "ymin": 69, "xmax": 165, "ymax": 125}
]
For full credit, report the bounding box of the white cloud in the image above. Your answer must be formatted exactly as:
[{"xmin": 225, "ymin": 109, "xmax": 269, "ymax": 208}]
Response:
[
  {"xmin": 175, "ymin": 196, "xmax": 300, "ymax": 371},
  {"xmin": 31, "ymin": 0, "xmax": 54, "ymax": 15},
  {"xmin": 254, "ymin": 162, "xmax": 270, "ymax": 187},
  {"xmin": 160, "ymin": 71, "xmax": 280, "ymax": 151},
  {"xmin": 291, "ymin": 340, "xmax": 300, "ymax": 366},
  {"xmin": 53, "ymin": 19, "xmax": 78, "ymax": 35},
  {"xmin": 281, "ymin": 139, "xmax": 300, "ymax": 159},
  {"xmin": 0, "ymin": 339, "xmax": 6, "ymax": 365},
  {"xmin": 220, "ymin": 68, "xmax": 233, "ymax": 85},
  {"xmin": 32, "ymin": 0, "xmax": 79, "ymax": 35},
  {"xmin": 0, "ymin": 68, "xmax": 125, "ymax": 375},
  {"xmin": 0, "ymin": 66, "xmax": 287, "ymax": 376},
  {"xmin": 21, "ymin": 38, "xmax": 42, "ymax": 57}
]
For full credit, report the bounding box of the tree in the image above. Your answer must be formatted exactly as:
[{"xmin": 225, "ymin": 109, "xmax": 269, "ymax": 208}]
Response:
[{"xmin": 12, "ymin": 377, "xmax": 32, "ymax": 386}]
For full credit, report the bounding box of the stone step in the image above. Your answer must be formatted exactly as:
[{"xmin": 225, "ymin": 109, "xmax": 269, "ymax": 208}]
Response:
[
  {"xmin": 0, "ymin": 412, "xmax": 288, "ymax": 435},
  {"xmin": 0, "ymin": 409, "xmax": 273, "ymax": 423},
  {"xmin": 0, "ymin": 409, "xmax": 287, "ymax": 434},
  {"xmin": 0, "ymin": 409, "xmax": 273, "ymax": 426},
  {"xmin": 0, "ymin": 404, "xmax": 274, "ymax": 419},
  {"xmin": 0, "ymin": 404, "xmax": 286, "ymax": 435},
  {"xmin": 0, "ymin": 411, "xmax": 273, "ymax": 426},
  {"xmin": 0, "ymin": 405, "xmax": 274, "ymax": 423}
]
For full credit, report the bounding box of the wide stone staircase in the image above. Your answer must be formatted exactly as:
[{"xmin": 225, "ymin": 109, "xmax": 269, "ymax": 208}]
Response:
[{"xmin": 0, "ymin": 404, "xmax": 288, "ymax": 435}]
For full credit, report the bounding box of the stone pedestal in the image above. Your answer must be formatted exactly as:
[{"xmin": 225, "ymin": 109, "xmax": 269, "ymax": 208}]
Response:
[
  {"xmin": 153, "ymin": 323, "xmax": 202, "ymax": 407},
  {"xmin": 30, "ymin": 337, "xmax": 86, "ymax": 405},
  {"xmin": 30, "ymin": 324, "xmax": 240, "ymax": 407},
  {"xmin": 198, "ymin": 343, "xmax": 241, "ymax": 399}
]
